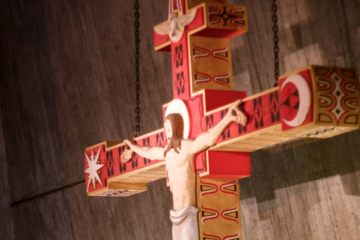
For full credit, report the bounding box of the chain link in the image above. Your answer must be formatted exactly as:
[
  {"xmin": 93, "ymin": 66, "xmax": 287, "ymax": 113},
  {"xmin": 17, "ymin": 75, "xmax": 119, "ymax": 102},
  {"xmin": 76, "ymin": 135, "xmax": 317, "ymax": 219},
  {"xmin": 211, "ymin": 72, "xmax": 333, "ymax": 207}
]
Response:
[
  {"xmin": 134, "ymin": 0, "xmax": 141, "ymax": 138},
  {"xmin": 272, "ymin": 0, "xmax": 280, "ymax": 87}
]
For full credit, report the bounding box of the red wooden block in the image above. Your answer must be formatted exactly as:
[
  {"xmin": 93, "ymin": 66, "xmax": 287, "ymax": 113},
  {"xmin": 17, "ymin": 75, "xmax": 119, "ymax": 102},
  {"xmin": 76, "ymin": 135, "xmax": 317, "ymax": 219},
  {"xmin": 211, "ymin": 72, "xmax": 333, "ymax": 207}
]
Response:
[
  {"xmin": 171, "ymin": 34, "xmax": 191, "ymax": 100},
  {"xmin": 202, "ymin": 89, "xmax": 246, "ymax": 113},
  {"xmin": 201, "ymin": 151, "xmax": 251, "ymax": 179}
]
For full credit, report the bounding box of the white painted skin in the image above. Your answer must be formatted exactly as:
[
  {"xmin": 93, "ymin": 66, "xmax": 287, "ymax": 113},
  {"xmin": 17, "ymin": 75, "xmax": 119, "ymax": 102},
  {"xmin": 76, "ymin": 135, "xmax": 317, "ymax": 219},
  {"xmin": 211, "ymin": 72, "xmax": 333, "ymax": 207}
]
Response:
[{"xmin": 123, "ymin": 99, "xmax": 247, "ymax": 211}]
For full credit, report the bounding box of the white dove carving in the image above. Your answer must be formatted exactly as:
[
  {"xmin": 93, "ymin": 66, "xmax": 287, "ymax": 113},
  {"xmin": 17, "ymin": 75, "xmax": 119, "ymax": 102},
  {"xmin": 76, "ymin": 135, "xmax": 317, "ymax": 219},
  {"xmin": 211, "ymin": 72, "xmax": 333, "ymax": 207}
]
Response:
[{"xmin": 155, "ymin": 9, "xmax": 197, "ymax": 42}]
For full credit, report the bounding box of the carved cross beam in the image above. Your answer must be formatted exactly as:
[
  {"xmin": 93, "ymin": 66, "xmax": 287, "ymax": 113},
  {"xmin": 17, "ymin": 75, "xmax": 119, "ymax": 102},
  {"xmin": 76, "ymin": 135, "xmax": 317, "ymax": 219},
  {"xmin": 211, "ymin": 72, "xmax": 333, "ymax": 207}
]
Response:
[{"xmin": 84, "ymin": 0, "xmax": 360, "ymax": 239}]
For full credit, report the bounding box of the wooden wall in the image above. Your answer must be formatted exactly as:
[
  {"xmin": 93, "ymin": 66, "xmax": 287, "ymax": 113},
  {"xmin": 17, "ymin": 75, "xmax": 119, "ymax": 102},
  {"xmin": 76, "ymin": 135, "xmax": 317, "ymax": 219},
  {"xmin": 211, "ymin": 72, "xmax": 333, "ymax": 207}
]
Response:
[{"xmin": 0, "ymin": 0, "xmax": 359, "ymax": 239}]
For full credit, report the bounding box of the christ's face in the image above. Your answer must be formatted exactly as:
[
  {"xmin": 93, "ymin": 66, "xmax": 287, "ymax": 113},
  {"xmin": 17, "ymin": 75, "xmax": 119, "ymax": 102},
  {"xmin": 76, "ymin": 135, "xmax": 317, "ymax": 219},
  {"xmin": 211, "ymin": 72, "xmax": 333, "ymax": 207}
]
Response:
[{"xmin": 164, "ymin": 120, "xmax": 173, "ymax": 141}]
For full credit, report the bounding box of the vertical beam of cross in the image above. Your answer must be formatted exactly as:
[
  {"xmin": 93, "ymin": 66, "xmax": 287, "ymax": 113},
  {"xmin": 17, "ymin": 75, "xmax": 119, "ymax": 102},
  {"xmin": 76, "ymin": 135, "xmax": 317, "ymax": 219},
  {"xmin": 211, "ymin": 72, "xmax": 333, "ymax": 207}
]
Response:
[{"xmin": 154, "ymin": 0, "xmax": 249, "ymax": 238}]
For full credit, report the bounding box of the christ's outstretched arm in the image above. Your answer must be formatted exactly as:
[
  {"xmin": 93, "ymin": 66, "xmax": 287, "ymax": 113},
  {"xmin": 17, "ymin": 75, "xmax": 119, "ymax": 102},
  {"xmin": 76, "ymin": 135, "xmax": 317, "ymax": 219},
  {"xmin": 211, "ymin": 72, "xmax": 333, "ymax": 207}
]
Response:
[
  {"xmin": 122, "ymin": 139, "xmax": 166, "ymax": 161},
  {"xmin": 190, "ymin": 99, "xmax": 247, "ymax": 154}
]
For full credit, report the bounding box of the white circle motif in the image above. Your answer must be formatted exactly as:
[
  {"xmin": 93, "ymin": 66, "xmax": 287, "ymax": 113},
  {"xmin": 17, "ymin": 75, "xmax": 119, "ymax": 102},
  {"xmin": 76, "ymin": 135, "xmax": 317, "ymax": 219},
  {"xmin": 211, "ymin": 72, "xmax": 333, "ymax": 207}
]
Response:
[{"xmin": 281, "ymin": 74, "xmax": 311, "ymax": 127}]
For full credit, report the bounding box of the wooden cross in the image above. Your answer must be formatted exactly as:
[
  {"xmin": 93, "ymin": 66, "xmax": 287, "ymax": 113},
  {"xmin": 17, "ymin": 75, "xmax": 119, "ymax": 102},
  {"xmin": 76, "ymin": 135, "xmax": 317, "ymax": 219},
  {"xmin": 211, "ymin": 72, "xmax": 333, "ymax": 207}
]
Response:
[{"xmin": 84, "ymin": 0, "xmax": 360, "ymax": 239}]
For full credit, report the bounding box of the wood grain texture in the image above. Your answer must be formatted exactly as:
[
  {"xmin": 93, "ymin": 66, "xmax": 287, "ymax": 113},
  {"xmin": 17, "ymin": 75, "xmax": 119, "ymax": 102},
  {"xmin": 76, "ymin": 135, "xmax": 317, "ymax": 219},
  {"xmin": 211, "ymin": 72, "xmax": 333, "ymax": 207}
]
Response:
[
  {"xmin": 239, "ymin": 131, "xmax": 360, "ymax": 240},
  {"xmin": 0, "ymin": 112, "xmax": 14, "ymax": 240},
  {"xmin": 189, "ymin": 36, "xmax": 233, "ymax": 93},
  {"xmin": 0, "ymin": 0, "xmax": 359, "ymax": 239},
  {"xmin": 197, "ymin": 178, "xmax": 242, "ymax": 240}
]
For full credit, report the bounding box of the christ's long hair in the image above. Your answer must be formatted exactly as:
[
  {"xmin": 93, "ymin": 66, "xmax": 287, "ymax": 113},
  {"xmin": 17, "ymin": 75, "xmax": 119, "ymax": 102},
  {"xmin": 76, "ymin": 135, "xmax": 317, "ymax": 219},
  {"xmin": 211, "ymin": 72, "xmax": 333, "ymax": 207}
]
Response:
[{"xmin": 164, "ymin": 113, "xmax": 184, "ymax": 157}]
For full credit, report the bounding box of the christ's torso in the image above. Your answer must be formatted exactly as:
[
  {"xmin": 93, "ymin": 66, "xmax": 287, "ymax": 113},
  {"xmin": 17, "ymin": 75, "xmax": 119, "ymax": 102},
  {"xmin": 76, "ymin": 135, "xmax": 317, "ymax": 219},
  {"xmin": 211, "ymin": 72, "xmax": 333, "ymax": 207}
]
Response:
[{"xmin": 165, "ymin": 139, "xmax": 196, "ymax": 211}]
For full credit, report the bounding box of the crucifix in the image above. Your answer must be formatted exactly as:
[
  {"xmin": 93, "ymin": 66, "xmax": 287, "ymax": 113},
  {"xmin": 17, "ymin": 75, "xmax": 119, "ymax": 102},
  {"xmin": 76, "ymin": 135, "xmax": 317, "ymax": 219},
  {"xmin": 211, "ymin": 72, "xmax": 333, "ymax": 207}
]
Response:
[{"xmin": 84, "ymin": 0, "xmax": 360, "ymax": 239}]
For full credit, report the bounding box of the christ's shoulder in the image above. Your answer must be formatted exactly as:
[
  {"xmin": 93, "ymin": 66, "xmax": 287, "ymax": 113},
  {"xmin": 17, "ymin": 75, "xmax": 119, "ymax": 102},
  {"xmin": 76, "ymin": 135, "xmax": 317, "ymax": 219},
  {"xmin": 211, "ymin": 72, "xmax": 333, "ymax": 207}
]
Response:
[{"xmin": 181, "ymin": 138, "xmax": 194, "ymax": 144}]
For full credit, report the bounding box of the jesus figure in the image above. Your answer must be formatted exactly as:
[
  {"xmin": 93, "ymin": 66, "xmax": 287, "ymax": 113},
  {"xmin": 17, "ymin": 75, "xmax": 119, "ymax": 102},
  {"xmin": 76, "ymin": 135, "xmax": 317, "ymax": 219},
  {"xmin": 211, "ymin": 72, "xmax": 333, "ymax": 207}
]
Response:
[{"xmin": 122, "ymin": 99, "xmax": 247, "ymax": 240}]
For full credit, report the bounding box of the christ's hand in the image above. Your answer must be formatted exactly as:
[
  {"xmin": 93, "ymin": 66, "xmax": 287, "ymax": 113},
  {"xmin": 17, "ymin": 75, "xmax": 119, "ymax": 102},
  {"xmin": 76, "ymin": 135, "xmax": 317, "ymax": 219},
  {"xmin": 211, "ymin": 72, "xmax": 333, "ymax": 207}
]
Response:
[
  {"xmin": 121, "ymin": 139, "xmax": 135, "ymax": 163},
  {"xmin": 226, "ymin": 99, "xmax": 247, "ymax": 126},
  {"xmin": 190, "ymin": 99, "xmax": 247, "ymax": 154},
  {"xmin": 121, "ymin": 139, "xmax": 166, "ymax": 162}
]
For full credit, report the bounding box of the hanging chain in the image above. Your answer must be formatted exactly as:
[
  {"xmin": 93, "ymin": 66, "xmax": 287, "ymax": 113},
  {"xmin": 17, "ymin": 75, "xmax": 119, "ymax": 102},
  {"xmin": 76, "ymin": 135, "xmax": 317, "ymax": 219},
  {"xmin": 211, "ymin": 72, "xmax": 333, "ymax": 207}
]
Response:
[
  {"xmin": 272, "ymin": 0, "xmax": 280, "ymax": 87},
  {"xmin": 134, "ymin": 0, "xmax": 141, "ymax": 138}
]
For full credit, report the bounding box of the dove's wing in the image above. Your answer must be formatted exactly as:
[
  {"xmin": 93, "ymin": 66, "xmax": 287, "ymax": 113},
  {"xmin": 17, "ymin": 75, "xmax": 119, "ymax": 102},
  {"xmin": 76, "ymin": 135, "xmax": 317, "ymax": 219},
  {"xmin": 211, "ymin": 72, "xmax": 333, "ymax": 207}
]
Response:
[
  {"xmin": 177, "ymin": 9, "xmax": 197, "ymax": 27},
  {"xmin": 154, "ymin": 21, "xmax": 172, "ymax": 35}
]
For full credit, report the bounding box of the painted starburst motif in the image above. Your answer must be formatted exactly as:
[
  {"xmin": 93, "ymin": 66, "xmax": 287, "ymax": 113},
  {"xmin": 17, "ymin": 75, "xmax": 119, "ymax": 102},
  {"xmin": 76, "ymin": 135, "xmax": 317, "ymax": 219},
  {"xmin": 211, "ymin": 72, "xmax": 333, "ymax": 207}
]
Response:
[{"xmin": 85, "ymin": 147, "xmax": 104, "ymax": 192}]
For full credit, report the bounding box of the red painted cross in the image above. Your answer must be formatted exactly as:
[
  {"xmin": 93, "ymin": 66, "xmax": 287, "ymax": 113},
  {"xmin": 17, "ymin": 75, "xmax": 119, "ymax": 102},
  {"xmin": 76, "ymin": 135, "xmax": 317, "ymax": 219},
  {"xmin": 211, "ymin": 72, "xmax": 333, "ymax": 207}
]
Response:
[
  {"xmin": 84, "ymin": 0, "xmax": 252, "ymax": 195},
  {"xmin": 84, "ymin": 0, "xmax": 360, "ymax": 238}
]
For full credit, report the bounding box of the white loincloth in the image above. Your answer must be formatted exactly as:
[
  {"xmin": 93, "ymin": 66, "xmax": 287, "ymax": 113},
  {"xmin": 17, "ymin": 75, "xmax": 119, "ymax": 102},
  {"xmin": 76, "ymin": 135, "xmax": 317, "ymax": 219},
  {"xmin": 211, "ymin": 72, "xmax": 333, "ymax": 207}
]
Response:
[{"xmin": 169, "ymin": 206, "xmax": 199, "ymax": 240}]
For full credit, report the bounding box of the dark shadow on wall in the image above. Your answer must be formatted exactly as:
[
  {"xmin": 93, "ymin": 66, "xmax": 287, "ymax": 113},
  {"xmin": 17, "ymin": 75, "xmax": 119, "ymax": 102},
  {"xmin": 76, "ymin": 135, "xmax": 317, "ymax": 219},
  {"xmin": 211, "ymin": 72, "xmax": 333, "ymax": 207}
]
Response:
[{"xmin": 240, "ymin": 128, "xmax": 360, "ymax": 203}]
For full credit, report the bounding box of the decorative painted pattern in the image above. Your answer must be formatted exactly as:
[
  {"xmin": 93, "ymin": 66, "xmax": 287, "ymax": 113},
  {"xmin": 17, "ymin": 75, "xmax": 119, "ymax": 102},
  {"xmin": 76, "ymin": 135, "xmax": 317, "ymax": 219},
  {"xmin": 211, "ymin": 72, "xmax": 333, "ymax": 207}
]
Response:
[
  {"xmin": 201, "ymin": 205, "xmax": 219, "ymax": 224},
  {"xmin": 314, "ymin": 66, "xmax": 359, "ymax": 127},
  {"xmin": 193, "ymin": 44, "xmax": 210, "ymax": 61},
  {"xmin": 221, "ymin": 206, "xmax": 239, "ymax": 224},
  {"xmin": 200, "ymin": 180, "xmax": 218, "ymax": 198},
  {"xmin": 220, "ymin": 180, "xmax": 237, "ymax": 197},
  {"xmin": 212, "ymin": 46, "xmax": 229, "ymax": 63},
  {"xmin": 197, "ymin": 178, "xmax": 241, "ymax": 240}
]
